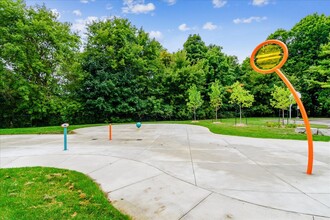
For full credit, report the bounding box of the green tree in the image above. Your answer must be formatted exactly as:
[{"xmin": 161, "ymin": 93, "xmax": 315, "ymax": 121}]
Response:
[
  {"xmin": 205, "ymin": 45, "xmax": 237, "ymax": 87},
  {"xmin": 229, "ymin": 82, "xmax": 254, "ymax": 124},
  {"xmin": 268, "ymin": 13, "xmax": 330, "ymax": 116},
  {"xmin": 183, "ymin": 34, "xmax": 207, "ymax": 65},
  {"xmin": 187, "ymin": 85, "xmax": 203, "ymax": 121},
  {"xmin": 305, "ymin": 35, "xmax": 330, "ymax": 115},
  {"xmin": 80, "ymin": 18, "xmax": 164, "ymax": 123},
  {"xmin": 240, "ymin": 57, "xmax": 279, "ymax": 116},
  {"xmin": 209, "ymin": 80, "xmax": 224, "ymax": 121},
  {"xmin": 0, "ymin": 0, "xmax": 80, "ymax": 127},
  {"xmin": 162, "ymin": 49, "xmax": 207, "ymax": 119},
  {"xmin": 270, "ymin": 85, "xmax": 292, "ymax": 125}
]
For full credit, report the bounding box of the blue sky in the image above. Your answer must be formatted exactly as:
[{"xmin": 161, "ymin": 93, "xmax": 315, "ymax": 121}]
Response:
[{"xmin": 25, "ymin": 0, "xmax": 330, "ymax": 62}]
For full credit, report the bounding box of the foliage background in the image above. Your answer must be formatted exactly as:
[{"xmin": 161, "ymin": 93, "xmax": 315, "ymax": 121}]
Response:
[{"xmin": 1, "ymin": 0, "xmax": 329, "ymax": 128}]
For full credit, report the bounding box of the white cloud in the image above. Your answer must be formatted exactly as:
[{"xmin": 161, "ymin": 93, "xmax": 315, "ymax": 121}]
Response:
[
  {"xmin": 50, "ymin": 9, "xmax": 60, "ymax": 19},
  {"xmin": 233, "ymin": 16, "xmax": 267, "ymax": 24},
  {"xmin": 73, "ymin": 10, "xmax": 82, "ymax": 16},
  {"xmin": 178, "ymin": 23, "xmax": 191, "ymax": 31},
  {"xmin": 122, "ymin": 0, "xmax": 156, "ymax": 14},
  {"xmin": 212, "ymin": 0, "xmax": 227, "ymax": 8},
  {"xmin": 80, "ymin": 0, "xmax": 96, "ymax": 3},
  {"xmin": 149, "ymin": 31, "xmax": 163, "ymax": 40},
  {"xmin": 72, "ymin": 16, "xmax": 98, "ymax": 33},
  {"xmin": 203, "ymin": 22, "xmax": 217, "ymax": 30},
  {"xmin": 164, "ymin": 0, "xmax": 176, "ymax": 5},
  {"xmin": 252, "ymin": 0, "xmax": 269, "ymax": 6}
]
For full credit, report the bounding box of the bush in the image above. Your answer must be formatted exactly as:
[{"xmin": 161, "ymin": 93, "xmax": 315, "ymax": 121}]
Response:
[
  {"xmin": 285, "ymin": 123, "xmax": 297, "ymax": 128},
  {"xmin": 266, "ymin": 121, "xmax": 297, "ymax": 128},
  {"xmin": 266, "ymin": 121, "xmax": 281, "ymax": 128}
]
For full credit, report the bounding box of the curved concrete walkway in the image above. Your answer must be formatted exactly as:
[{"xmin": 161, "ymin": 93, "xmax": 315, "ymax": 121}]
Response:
[{"xmin": 1, "ymin": 124, "xmax": 329, "ymax": 219}]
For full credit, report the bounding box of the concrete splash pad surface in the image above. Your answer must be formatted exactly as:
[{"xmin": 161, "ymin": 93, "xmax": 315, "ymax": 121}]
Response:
[{"xmin": 1, "ymin": 124, "xmax": 329, "ymax": 219}]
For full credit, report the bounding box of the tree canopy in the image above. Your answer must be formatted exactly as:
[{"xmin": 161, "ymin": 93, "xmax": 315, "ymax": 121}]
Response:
[
  {"xmin": 0, "ymin": 0, "xmax": 80, "ymax": 127},
  {"xmin": 229, "ymin": 81, "xmax": 254, "ymax": 124},
  {"xmin": 209, "ymin": 80, "xmax": 224, "ymax": 121},
  {"xmin": 270, "ymin": 85, "xmax": 292, "ymax": 124},
  {"xmin": 187, "ymin": 84, "xmax": 203, "ymax": 121},
  {"xmin": 1, "ymin": 0, "xmax": 329, "ymax": 128}
]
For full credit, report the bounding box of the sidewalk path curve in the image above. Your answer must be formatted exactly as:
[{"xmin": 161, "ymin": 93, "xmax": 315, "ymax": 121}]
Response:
[{"xmin": 1, "ymin": 124, "xmax": 329, "ymax": 219}]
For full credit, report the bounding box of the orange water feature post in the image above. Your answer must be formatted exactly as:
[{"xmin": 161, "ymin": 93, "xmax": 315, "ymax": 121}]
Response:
[
  {"xmin": 109, "ymin": 124, "xmax": 112, "ymax": 141},
  {"xmin": 250, "ymin": 39, "xmax": 313, "ymax": 175}
]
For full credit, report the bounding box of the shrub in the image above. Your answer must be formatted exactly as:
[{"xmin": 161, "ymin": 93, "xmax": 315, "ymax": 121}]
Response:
[
  {"xmin": 285, "ymin": 123, "xmax": 297, "ymax": 128},
  {"xmin": 266, "ymin": 121, "xmax": 281, "ymax": 128}
]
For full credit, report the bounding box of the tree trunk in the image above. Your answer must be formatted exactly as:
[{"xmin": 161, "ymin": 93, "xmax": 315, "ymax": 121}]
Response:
[
  {"xmin": 282, "ymin": 109, "xmax": 285, "ymax": 125},
  {"xmin": 239, "ymin": 105, "xmax": 242, "ymax": 124},
  {"xmin": 194, "ymin": 107, "xmax": 196, "ymax": 121},
  {"xmin": 215, "ymin": 107, "xmax": 218, "ymax": 121}
]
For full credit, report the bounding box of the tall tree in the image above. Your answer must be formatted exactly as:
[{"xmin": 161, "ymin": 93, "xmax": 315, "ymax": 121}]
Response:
[
  {"xmin": 183, "ymin": 34, "xmax": 207, "ymax": 65},
  {"xmin": 270, "ymin": 85, "xmax": 292, "ymax": 125},
  {"xmin": 80, "ymin": 18, "xmax": 164, "ymax": 123},
  {"xmin": 0, "ymin": 0, "xmax": 80, "ymax": 127},
  {"xmin": 209, "ymin": 80, "xmax": 224, "ymax": 121},
  {"xmin": 187, "ymin": 85, "xmax": 203, "ymax": 121},
  {"xmin": 268, "ymin": 13, "xmax": 330, "ymax": 116},
  {"xmin": 229, "ymin": 82, "xmax": 254, "ymax": 124},
  {"xmin": 305, "ymin": 35, "xmax": 330, "ymax": 116},
  {"xmin": 240, "ymin": 57, "xmax": 279, "ymax": 116},
  {"xmin": 205, "ymin": 45, "xmax": 228, "ymax": 84}
]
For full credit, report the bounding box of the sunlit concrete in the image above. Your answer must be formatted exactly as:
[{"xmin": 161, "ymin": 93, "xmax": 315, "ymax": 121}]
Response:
[{"xmin": 1, "ymin": 124, "xmax": 329, "ymax": 219}]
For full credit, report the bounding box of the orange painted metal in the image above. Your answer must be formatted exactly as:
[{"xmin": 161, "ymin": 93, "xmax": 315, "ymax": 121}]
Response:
[
  {"xmin": 109, "ymin": 124, "xmax": 112, "ymax": 141},
  {"xmin": 250, "ymin": 39, "xmax": 288, "ymax": 74},
  {"xmin": 250, "ymin": 40, "xmax": 314, "ymax": 175}
]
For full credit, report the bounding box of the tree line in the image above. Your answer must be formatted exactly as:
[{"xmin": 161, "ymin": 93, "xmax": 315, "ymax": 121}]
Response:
[{"xmin": 1, "ymin": 0, "xmax": 329, "ymax": 128}]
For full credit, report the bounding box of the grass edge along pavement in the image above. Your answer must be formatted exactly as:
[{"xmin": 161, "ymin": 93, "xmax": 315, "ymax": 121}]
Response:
[
  {"xmin": 0, "ymin": 118, "xmax": 329, "ymax": 141},
  {"xmin": 147, "ymin": 118, "xmax": 330, "ymax": 142},
  {"xmin": 0, "ymin": 167, "xmax": 130, "ymax": 220},
  {"xmin": 0, "ymin": 124, "xmax": 105, "ymax": 135}
]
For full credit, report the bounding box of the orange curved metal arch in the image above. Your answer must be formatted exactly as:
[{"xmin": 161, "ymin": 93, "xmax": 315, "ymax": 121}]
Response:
[{"xmin": 250, "ymin": 40, "xmax": 314, "ymax": 175}]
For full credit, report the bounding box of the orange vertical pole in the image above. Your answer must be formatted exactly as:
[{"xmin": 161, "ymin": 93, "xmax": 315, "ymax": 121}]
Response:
[
  {"xmin": 275, "ymin": 69, "xmax": 313, "ymax": 174},
  {"xmin": 109, "ymin": 124, "xmax": 112, "ymax": 141}
]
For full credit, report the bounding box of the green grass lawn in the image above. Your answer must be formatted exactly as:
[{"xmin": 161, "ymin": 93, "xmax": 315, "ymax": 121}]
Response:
[
  {"xmin": 0, "ymin": 124, "xmax": 105, "ymax": 135},
  {"xmin": 146, "ymin": 117, "xmax": 330, "ymax": 141},
  {"xmin": 0, "ymin": 167, "xmax": 129, "ymax": 220},
  {"xmin": 1, "ymin": 118, "xmax": 329, "ymax": 141},
  {"xmin": 180, "ymin": 118, "xmax": 330, "ymax": 142}
]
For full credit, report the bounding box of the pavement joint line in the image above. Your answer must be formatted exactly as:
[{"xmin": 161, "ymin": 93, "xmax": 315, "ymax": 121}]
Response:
[
  {"xmin": 86, "ymin": 158, "xmax": 122, "ymax": 175},
  {"xmin": 57, "ymin": 154, "xmax": 77, "ymax": 166},
  {"xmin": 106, "ymin": 173, "xmax": 164, "ymax": 194},
  {"xmin": 94, "ymin": 155, "xmax": 199, "ymax": 187},
  {"xmin": 220, "ymin": 139, "xmax": 261, "ymax": 165},
  {"xmin": 2, "ymin": 125, "xmax": 330, "ymax": 218},
  {"xmin": 1, "ymin": 154, "xmax": 72, "ymax": 167},
  {"xmin": 2, "ymin": 153, "xmax": 329, "ymax": 218},
  {"xmin": 261, "ymin": 165, "xmax": 330, "ymax": 210},
  {"xmin": 218, "ymin": 139, "xmax": 330, "ymax": 213},
  {"xmin": 229, "ymin": 143, "xmax": 330, "ymax": 206},
  {"xmin": 120, "ymin": 157, "xmax": 201, "ymax": 186},
  {"xmin": 178, "ymin": 192, "xmax": 213, "ymax": 220},
  {"xmin": 133, "ymin": 134, "xmax": 162, "ymax": 158},
  {"xmin": 185, "ymin": 126, "xmax": 197, "ymax": 186},
  {"xmin": 0, "ymin": 156, "xmax": 20, "ymax": 167},
  {"xmin": 210, "ymin": 191, "xmax": 330, "ymax": 219},
  {"xmin": 104, "ymin": 153, "xmax": 330, "ymax": 220},
  {"xmin": 179, "ymin": 136, "xmax": 330, "ymax": 217},
  {"xmin": 0, "ymin": 153, "xmax": 320, "ymax": 192},
  {"xmin": 227, "ymin": 144, "xmax": 330, "ymax": 210},
  {"xmin": 212, "ymin": 188, "xmax": 307, "ymax": 193}
]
